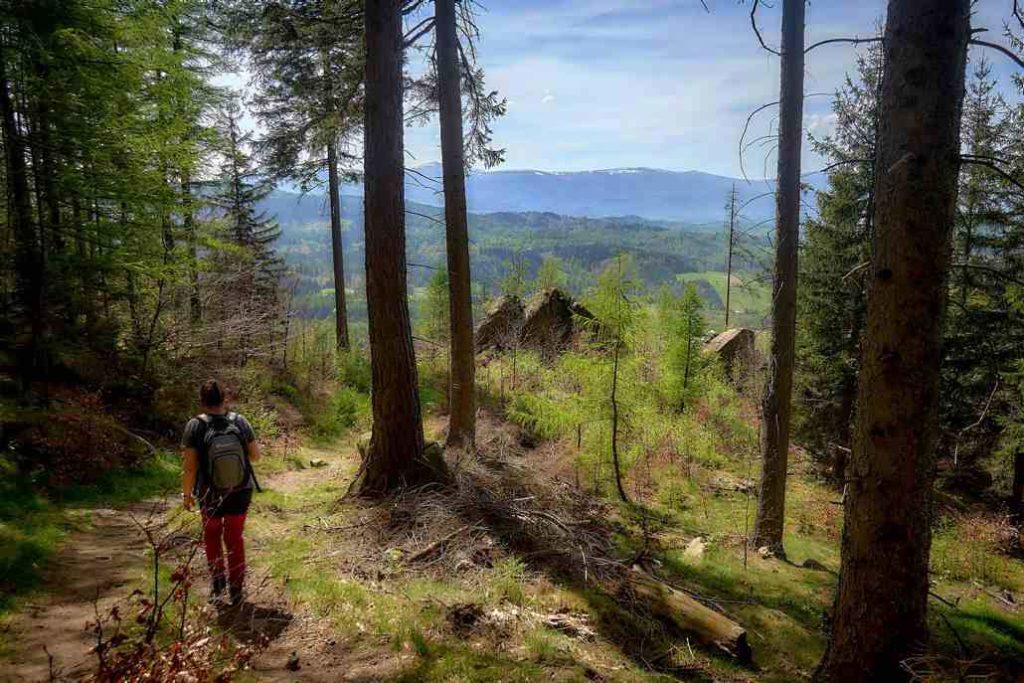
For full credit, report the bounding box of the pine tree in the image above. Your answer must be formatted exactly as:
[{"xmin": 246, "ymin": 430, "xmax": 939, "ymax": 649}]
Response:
[
  {"xmin": 818, "ymin": 1, "xmax": 970, "ymax": 677},
  {"xmin": 223, "ymin": 0, "xmax": 363, "ymax": 350},
  {"xmin": 355, "ymin": 0, "xmax": 436, "ymax": 495}
]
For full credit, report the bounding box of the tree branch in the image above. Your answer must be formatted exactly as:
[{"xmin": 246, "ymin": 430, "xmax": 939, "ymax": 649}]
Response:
[
  {"xmin": 404, "ymin": 16, "xmax": 436, "ymax": 48},
  {"xmin": 750, "ymin": 0, "xmax": 781, "ymax": 56},
  {"xmin": 960, "ymin": 155, "xmax": 1024, "ymax": 193},
  {"xmin": 406, "ymin": 209, "xmax": 445, "ymax": 226},
  {"xmin": 739, "ymin": 101, "xmax": 778, "ymax": 182},
  {"xmin": 806, "ymin": 158, "xmax": 873, "ymax": 176},
  {"xmin": 968, "ymin": 38, "xmax": 1024, "ymax": 70},
  {"xmin": 805, "ymin": 36, "xmax": 883, "ymax": 54},
  {"xmin": 738, "ymin": 92, "xmax": 832, "ymax": 182}
]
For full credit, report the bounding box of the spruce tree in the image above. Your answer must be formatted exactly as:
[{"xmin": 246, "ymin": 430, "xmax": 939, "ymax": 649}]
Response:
[
  {"xmin": 435, "ymin": 0, "xmax": 477, "ymax": 448},
  {"xmin": 223, "ymin": 0, "xmax": 363, "ymax": 350},
  {"xmin": 794, "ymin": 45, "xmax": 880, "ymax": 484},
  {"xmin": 210, "ymin": 96, "xmax": 286, "ymax": 365}
]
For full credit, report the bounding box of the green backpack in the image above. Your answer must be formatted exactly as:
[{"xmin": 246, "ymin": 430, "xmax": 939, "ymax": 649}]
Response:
[{"xmin": 198, "ymin": 413, "xmax": 254, "ymax": 492}]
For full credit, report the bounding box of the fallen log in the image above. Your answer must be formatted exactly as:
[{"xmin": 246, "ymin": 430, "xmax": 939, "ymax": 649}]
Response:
[
  {"xmin": 624, "ymin": 568, "xmax": 751, "ymax": 663},
  {"xmin": 406, "ymin": 525, "xmax": 471, "ymax": 564}
]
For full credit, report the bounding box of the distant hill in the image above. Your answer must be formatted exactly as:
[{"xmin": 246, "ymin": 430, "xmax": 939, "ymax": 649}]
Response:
[
  {"xmin": 325, "ymin": 163, "xmax": 824, "ymax": 226},
  {"xmin": 261, "ymin": 191, "xmax": 770, "ymax": 322}
]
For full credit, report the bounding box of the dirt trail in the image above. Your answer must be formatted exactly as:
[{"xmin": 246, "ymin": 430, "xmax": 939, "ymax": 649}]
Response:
[
  {"xmin": 0, "ymin": 445, "xmax": 353, "ymax": 683},
  {"xmin": 1, "ymin": 501, "xmax": 170, "ymax": 682}
]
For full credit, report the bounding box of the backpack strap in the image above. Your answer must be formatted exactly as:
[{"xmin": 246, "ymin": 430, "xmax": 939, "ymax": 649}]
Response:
[{"xmin": 224, "ymin": 412, "xmax": 262, "ymax": 494}]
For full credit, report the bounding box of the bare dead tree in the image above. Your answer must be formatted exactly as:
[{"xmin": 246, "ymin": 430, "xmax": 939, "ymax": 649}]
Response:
[{"xmin": 751, "ymin": 0, "xmax": 805, "ymax": 559}]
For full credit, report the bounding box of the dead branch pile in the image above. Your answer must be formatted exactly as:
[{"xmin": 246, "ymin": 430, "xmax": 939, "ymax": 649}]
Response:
[{"xmin": 324, "ymin": 413, "xmax": 750, "ymax": 662}]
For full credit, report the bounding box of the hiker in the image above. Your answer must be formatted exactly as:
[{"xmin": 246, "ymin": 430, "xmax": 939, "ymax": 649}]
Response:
[{"xmin": 180, "ymin": 379, "xmax": 261, "ymax": 606}]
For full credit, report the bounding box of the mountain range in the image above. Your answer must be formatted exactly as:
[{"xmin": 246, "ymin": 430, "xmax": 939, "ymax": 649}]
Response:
[{"xmin": 324, "ymin": 163, "xmax": 825, "ymax": 226}]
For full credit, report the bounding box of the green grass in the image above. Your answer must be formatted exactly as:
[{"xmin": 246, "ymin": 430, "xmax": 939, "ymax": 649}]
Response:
[{"xmin": 677, "ymin": 271, "xmax": 770, "ymax": 329}]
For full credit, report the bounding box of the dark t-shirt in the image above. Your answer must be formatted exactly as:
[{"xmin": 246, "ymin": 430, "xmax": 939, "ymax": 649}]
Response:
[{"xmin": 181, "ymin": 413, "xmax": 256, "ymax": 517}]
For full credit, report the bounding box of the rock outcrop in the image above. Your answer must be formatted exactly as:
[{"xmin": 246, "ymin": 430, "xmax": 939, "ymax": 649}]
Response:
[
  {"xmin": 475, "ymin": 295, "xmax": 525, "ymax": 352},
  {"xmin": 705, "ymin": 328, "xmax": 756, "ymax": 379},
  {"xmin": 476, "ymin": 288, "xmax": 593, "ymax": 356},
  {"xmin": 521, "ymin": 289, "xmax": 593, "ymax": 356}
]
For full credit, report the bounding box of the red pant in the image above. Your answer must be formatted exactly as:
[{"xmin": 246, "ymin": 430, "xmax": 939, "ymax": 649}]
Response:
[{"xmin": 202, "ymin": 513, "xmax": 246, "ymax": 588}]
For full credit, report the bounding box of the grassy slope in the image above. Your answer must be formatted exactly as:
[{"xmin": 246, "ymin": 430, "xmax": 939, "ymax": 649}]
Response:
[
  {"xmin": 237, "ymin": 385, "xmax": 1023, "ymax": 681},
  {"xmin": 4, "ymin": 363, "xmax": 1021, "ymax": 681},
  {"xmin": 677, "ymin": 271, "xmax": 771, "ymax": 331}
]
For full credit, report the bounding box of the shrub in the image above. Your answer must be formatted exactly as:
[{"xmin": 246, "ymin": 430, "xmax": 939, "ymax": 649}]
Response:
[
  {"xmin": 338, "ymin": 351, "xmax": 372, "ymax": 394},
  {"xmin": 18, "ymin": 390, "xmax": 146, "ymax": 489},
  {"xmin": 308, "ymin": 387, "xmax": 369, "ymax": 442}
]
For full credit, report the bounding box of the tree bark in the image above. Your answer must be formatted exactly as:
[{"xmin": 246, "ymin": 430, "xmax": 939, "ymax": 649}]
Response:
[
  {"xmin": 327, "ymin": 138, "xmax": 350, "ymax": 350},
  {"xmin": 1011, "ymin": 450, "xmax": 1024, "ymax": 516},
  {"xmin": 355, "ymin": 0, "xmax": 432, "ymax": 495},
  {"xmin": 816, "ymin": 1, "xmax": 969, "ymax": 680},
  {"xmin": 752, "ymin": 0, "xmax": 804, "ymax": 557},
  {"xmin": 610, "ymin": 341, "xmax": 629, "ymax": 503},
  {"xmin": 436, "ymin": 0, "xmax": 476, "ymax": 449},
  {"xmin": 183, "ymin": 173, "xmax": 201, "ymax": 324}
]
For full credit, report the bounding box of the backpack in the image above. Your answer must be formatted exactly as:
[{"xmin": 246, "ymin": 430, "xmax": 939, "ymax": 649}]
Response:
[{"xmin": 197, "ymin": 412, "xmax": 256, "ymax": 493}]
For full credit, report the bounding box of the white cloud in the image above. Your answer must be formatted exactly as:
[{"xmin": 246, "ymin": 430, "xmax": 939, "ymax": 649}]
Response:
[{"xmin": 806, "ymin": 113, "xmax": 839, "ymax": 139}]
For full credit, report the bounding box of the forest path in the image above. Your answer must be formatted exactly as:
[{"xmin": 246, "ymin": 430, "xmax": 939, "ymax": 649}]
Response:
[
  {"xmin": 0, "ymin": 438, "xmax": 359, "ymax": 683},
  {"xmin": 0, "ymin": 500, "xmax": 171, "ymax": 681}
]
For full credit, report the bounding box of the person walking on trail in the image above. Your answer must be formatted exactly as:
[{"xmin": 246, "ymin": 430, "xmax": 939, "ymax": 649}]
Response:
[{"xmin": 180, "ymin": 380, "xmax": 261, "ymax": 606}]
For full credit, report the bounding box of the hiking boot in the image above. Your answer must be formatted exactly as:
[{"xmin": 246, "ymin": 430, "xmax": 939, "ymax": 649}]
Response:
[
  {"xmin": 209, "ymin": 577, "xmax": 227, "ymax": 603},
  {"xmin": 228, "ymin": 584, "xmax": 244, "ymax": 607}
]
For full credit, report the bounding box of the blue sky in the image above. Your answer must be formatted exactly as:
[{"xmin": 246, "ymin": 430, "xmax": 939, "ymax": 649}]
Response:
[{"xmin": 402, "ymin": 0, "xmax": 1024, "ymax": 177}]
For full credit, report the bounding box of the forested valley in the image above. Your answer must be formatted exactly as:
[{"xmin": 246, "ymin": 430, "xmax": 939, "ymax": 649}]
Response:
[{"xmin": 1, "ymin": 1, "xmax": 1023, "ymax": 681}]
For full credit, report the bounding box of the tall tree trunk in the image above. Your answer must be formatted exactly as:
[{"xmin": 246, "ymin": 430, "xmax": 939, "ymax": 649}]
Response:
[
  {"xmin": 725, "ymin": 183, "xmax": 737, "ymax": 329},
  {"xmin": 752, "ymin": 0, "xmax": 804, "ymax": 557},
  {"xmin": 183, "ymin": 173, "xmax": 201, "ymax": 323},
  {"xmin": 610, "ymin": 340, "xmax": 629, "ymax": 503},
  {"xmin": 1011, "ymin": 450, "xmax": 1024, "ymax": 516},
  {"xmin": 355, "ymin": 0, "xmax": 434, "ymax": 495},
  {"xmin": 436, "ymin": 0, "xmax": 476, "ymax": 448},
  {"xmin": 0, "ymin": 59, "xmax": 44, "ymax": 388},
  {"xmin": 326, "ymin": 138, "xmax": 350, "ymax": 350},
  {"xmin": 816, "ymin": 1, "xmax": 969, "ymax": 679}
]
